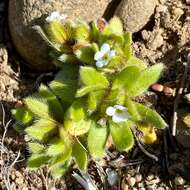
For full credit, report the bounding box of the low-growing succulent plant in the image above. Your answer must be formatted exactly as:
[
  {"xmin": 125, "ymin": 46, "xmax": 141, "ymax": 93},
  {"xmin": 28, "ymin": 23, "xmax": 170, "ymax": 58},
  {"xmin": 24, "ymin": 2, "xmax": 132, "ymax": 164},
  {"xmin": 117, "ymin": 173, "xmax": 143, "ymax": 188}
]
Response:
[{"xmin": 12, "ymin": 13, "xmax": 167, "ymax": 178}]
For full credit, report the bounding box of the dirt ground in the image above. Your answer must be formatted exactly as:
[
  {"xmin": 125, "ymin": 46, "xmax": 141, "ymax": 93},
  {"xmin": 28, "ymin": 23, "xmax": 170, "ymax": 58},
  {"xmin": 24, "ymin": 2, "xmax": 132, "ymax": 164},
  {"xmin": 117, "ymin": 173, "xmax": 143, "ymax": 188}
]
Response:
[{"xmin": 0, "ymin": 0, "xmax": 190, "ymax": 189}]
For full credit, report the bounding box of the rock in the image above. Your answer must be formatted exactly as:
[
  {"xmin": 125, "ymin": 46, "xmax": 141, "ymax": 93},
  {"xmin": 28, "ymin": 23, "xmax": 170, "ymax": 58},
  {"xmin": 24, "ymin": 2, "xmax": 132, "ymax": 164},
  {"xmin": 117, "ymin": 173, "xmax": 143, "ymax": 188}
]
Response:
[
  {"xmin": 135, "ymin": 174, "xmax": 142, "ymax": 183},
  {"xmin": 106, "ymin": 169, "xmax": 119, "ymax": 186},
  {"xmin": 9, "ymin": 0, "xmax": 110, "ymax": 71},
  {"xmin": 115, "ymin": 0, "xmax": 156, "ymax": 33},
  {"xmin": 127, "ymin": 177, "xmax": 136, "ymax": 187},
  {"xmin": 174, "ymin": 176, "xmax": 185, "ymax": 186}
]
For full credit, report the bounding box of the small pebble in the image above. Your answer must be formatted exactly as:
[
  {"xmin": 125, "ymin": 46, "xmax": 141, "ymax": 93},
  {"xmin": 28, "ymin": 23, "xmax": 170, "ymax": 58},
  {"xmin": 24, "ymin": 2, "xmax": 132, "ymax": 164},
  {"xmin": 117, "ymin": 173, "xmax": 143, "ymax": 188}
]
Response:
[
  {"xmin": 186, "ymin": 0, "xmax": 190, "ymax": 5},
  {"xmin": 107, "ymin": 169, "xmax": 119, "ymax": 186},
  {"xmin": 157, "ymin": 187, "xmax": 165, "ymax": 190},
  {"xmin": 127, "ymin": 177, "xmax": 136, "ymax": 187},
  {"xmin": 146, "ymin": 174, "xmax": 154, "ymax": 181},
  {"xmin": 135, "ymin": 174, "xmax": 142, "ymax": 182},
  {"xmin": 174, "ymin": 176, "xmax": 185, "ymax": 186},
  {"xmin": 121, "ymin": 182, "xmax": 129, "ymax": 190}
]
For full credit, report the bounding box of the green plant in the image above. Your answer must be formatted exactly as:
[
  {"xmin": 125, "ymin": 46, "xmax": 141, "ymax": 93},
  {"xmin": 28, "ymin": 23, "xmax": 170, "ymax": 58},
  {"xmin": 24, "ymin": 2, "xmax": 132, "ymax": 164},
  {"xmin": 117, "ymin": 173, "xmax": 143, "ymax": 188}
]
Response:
[{"xmin": 12, "ymin": 13, "xmax": 167, "ymax": 178}]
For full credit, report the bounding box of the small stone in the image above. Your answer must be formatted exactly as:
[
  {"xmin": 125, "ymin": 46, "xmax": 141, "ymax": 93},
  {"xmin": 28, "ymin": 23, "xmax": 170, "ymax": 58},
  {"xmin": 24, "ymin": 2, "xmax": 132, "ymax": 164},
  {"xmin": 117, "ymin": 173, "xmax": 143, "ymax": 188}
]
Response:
[
  {"xmin": 157, "ymin": 187, "xmax": 166, "ymax": 190},
  {"xmin": 186, "ymin": 187, "xmax": 190, "ymax": 190},
  {"xmin": 146, "ymin": 174, "xmax": 154, "ymax": 181},
  {"xmin": 135, "ymin": 174, "xmax": 142, "ymax": 182},
  {"xmin": 115, "ymin": 0, "xmax": 156, "ymax": 33},
  {"xmin": 121, "ymin": 181, "xmax": 129, "ymax": 190},
  {"xmin": 174, "ymin": 176, "xmax": 185, "ymax": 186},
  {"xmin": 127, "ymin": 177, "xmax": 136, "ymax": 187},
  {"xmin": 186, "ymin": 0, "xmax": 190, "ymax": 5},
  {"xmin": 15, "ymin": 177, "xmax": 24, "ymax": 185},
  {"xmin": 22, "ymin": 187, "xmax": 29, "ymax": 190},
  {"xmin": 107, "ymin": 169, "xmax": 119, "ymax": 186}
]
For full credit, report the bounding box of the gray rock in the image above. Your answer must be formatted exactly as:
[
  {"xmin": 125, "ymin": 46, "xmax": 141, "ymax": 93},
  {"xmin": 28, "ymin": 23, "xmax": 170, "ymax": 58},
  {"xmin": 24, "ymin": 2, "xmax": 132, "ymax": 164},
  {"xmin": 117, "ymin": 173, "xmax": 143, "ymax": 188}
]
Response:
[
  {"xmin": 8, "ymin": 0, "xmax": 110, "ymax": 71},
  {"xmin": 115, "ymin": 0, "xmax": 156, "ymax": 33}
]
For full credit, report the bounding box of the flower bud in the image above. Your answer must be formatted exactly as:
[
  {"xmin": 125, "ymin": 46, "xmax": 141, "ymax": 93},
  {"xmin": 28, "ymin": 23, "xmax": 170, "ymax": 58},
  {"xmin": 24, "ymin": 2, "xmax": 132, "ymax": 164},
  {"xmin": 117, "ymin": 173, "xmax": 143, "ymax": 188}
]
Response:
[{"xmin": 151, "ymin": 83, "xmax": 164, "ymax": 92}]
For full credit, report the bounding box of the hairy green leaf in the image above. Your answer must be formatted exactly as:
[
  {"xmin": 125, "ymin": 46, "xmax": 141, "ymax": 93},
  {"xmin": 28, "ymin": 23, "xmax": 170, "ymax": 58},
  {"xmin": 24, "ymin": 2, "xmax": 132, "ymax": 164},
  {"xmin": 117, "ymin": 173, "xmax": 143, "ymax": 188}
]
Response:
[
  {"xmin": 72, "ymin": 140, "xmax": 88, "ymax": 170},
  {"xmin": 110, "ymin": 121, "xmax": 134, "ymax": 152},
  {"xmin": 127, "ymin": 64, "xmax": 165, "ymax": 96},
  {"xmin": 47, "ymin": 138, "xmax": 71, "ymax": 156},
  {"xmin": 28, "ymin": 154, "xmax": 50, "ymax": 169},
  {"xmin": 80, "ymin": 66, "xmax": 109, "ymax": 87},
  {"xmin": 49, "ymin": 64, "xmax": 79, "ymax": 106},
  {"xmin": 28, "ymin": 143, "xmax": 45, "ymax": 153},
  {"xmin": 25, "ymin": 96, "xmax": 53, "ymax": 120},
  {"xmin": 45, "ymin": 21, "xmax": 67, "ymax": 44},
  {"xmin": 103, "ymin": 17, "xmax": 123, "ymax": 36},
  {"xmin": 12, "ymin": 107, "xmax": 33, "ymax": 125},
  {"xmin": 75, "ymin": 22, "xmax": 90, "ymax": 42},
  {"xmin": 75, "ymin": 46, "xmax": 95, "ymax": 64},
  {"xmin": 113, "ymin": 65, "xmax": 143, "ymax": 91},
  {"xmin": 134, "ymin": 102, "xmax": 167, "ymax": 129},
  {"xmin": 88, "ymin": 122, "xmax": 108, "ymax": 158},
  {"xmin": 25, "ymin": 119, "xmax": 57, "ymax": 141},
  {"xmin": 50, "ymin": 162, "xmax": 69, "ymax": 178}
]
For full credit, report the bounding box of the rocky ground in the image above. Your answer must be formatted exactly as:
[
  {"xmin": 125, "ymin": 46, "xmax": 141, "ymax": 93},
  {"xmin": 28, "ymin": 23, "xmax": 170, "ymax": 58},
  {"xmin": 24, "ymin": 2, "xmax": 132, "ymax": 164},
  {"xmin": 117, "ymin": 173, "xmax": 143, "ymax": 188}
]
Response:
[{"xmin": 0, "ymin": 0, "xmax": 190, "ymax": 189}]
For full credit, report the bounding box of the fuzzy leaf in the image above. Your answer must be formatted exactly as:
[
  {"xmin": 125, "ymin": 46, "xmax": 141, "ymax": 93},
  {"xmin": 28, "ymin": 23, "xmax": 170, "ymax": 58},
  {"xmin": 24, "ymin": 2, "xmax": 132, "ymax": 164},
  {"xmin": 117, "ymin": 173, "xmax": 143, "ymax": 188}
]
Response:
[
  {"xmin": 87, "ymin": 90, "xmax": 105, "ymax": 112},
  {"xmin": 25, "ymin": 119, "xmax": 57, "ymax": 141},
  {"xmin": 80, "ymin": 66, "xmax": 109, "ymax": 87},
  {"xmin": 110, "ymin": 121, "xmax": 134, "ymax": 152},
  {"xmin": 58, "ymin": 53, "xmax": 78, "ymax": 64},
  {"xmin": 127, "ymin": 64, "xmax": 165, "ymax": 96},
  {"xmin": 45, "ymin": 21, "xmax": 67, "ymax": 44},
  {"xmin": 65, "ymin": 99, "xmax": 86, "ymax": 121},
  {"xmin": 24, "ymin": 96, "xmax": 54, "ymax": 121},
  {"xmin": 72, "ymin": 140, "xmax": 88, "ymax": 170},
  {"xmin": 134, "ymin": 102, "xmax": 167, "ymax": 129},
  {"xmin": 103, "ymin": 17, "xmax": 123, "ymax": 36},
  {"xmin": 12, "ymin": 107, "xmax": 33, "ymax": 125},
  {"xmin": 75, "ymin": 46, "xmax": 95, "ymax": 64},
  {"xmin": 125, "ymin": 97, "xmax": 141, "ymax": 121},
  {"xmin": 88, "ymin": 122, "xmax": 108, "ymax": 158},
  {"xmin": 28, "ymin": 143, "xmax": 45, "ymax": 153},
  {"xmin": 113, "ymin": 65, "xmax": 143, "ymax": 91},
  {"xmin": 50, "ymin": 162, "xmax": 69, "ymax": 178},
  {"xmin": 38, "ymin": 85, "xmax": 65, "ymax": 122},
  {"xmin": 76, "ymin": 84, "xmax": 106, "ymax": 97},
  {"xmin": 47, "ymin": 138, "xmax": 71, "ymax": 156},
  {"xmin": 28, "ymin": 154, "xmax": 50, "ymax": 169},
  {"xmin": 65, "ymin": 119, "xmax": 92, "ymax": 136},
  {"xmin": 49, "ymin": 64, "xmax": 79, "ymax": 106},
  {"xmin": 127, "ymin": 57, "xmax": 147, "ymax": 68},
  {"xmin": 75, "ymin": 23, "xmax": 90, "ymax": 42}
]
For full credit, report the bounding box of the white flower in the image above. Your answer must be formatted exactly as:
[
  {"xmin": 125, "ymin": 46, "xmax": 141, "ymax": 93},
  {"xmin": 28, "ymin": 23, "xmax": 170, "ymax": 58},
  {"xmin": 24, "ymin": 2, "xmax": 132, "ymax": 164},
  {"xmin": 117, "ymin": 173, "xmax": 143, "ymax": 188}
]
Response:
[
  {"xmin": 94, "ymin": 43, "xmax": 115, "ymax": 68},
  {"xmin": 46, "ymin": 11, "xmax": 66, "ymax": 23},
  {"xmin": 106, "ymin": 105, "xmax": 129, "ymax": 123}
]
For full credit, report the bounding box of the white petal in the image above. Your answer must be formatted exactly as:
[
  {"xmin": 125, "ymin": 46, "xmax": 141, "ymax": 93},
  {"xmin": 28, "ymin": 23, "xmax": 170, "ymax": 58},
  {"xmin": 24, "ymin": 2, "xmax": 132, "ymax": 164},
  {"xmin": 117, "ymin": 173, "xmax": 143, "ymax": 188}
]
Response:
[
  {"xmin": 114, "ymin": 110, "xmax": 128, "ymax": 122},
  {"xmin": 112, "ymin": 114, "xmax": 126, "ymax": 123},
  {"xmin": 101, "ymin": 43, "xmax": 110, "ymax": 54},
  {"xmin": 96, "ymin": 60, "xmax": 108, "ymax": 68},
  {"xmin": 114, "ymin": 105, "xmax": 127, "ymax": 111},
  {"xmin": 106, "ymin": 106, "xmax": 116, "ymax": 116},
  {"xmin": 109, "ymin": 50, "xmax": 116, "ymax": 58},
  {"xmin": 46, "ymin": 11, "xmax": 66, "ymax": 22},
  {"xmin": 94, "ymin": 51, "xmax": 104, "ymax": 61}
]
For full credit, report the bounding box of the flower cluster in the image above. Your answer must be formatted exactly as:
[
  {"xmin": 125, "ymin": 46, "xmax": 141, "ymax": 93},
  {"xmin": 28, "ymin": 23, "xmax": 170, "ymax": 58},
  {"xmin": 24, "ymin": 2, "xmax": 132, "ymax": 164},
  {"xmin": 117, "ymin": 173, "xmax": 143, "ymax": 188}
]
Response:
[{"xmin": 12, "ymin": 12, "xmax": 167, "ymax": 178}]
